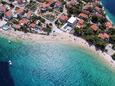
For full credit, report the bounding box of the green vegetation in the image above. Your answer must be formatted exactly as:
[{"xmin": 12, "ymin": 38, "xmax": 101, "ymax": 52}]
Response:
[
  {"xmin": 25, "ymin": 1, "xmax": 38, "ymax": 11},
  {"xmin": 38, "ymin": 16, "xmax": 46, "ymax": 23},
  {"xmin": 112, "ymin": 53, "xmax": 115, "ymax": 60},
  {"xmin": 112, "ymin": 44, "xmax": 115, "ymax": 50},
  {"xmin": 68, "ymin": 0, "xmax": 115, "ymax": 51},
  {"xmin": 44, "ymin": 24, "xmax": 52, "ymax": 35}
]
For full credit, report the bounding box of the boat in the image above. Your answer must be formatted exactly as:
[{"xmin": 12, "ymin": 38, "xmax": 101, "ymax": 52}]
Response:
[
  {"xmin": 8, "ymin": 40, "xmax": 11, "ymax": 44},
  {"xmin": 8, "ymin": 60, "xmax": 12, "ymax": 65}
]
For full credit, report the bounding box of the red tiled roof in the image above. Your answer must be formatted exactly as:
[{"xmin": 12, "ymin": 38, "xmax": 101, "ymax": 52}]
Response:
[
  {"xmin": 0, "ymin": 5, "xmax": 7, "ymax": 12},
  {"xmin": 5, "ymin": 10, "xmax": 12, "ymax": 17},
  {"xmin": 77, "ymin": 19, "xmax": 84, "ymax": 28},
  {"xmin": 14, "ymin": 24, "xmax": 21, "ymax": 29},
  {"xmin": 95, "ymin": 6, "xmax": 101, "ymax": 12},
  {"xmin": 90, "ymin": 24, "xmax": 98, "ymax": 31},
  {"xmin": 59, "ymin": 14, "xmax": 68, "ymax": 22},
  {"xmin": 27, "ymin": 11, "xmax": 32, "ymax": 18},
  {"xmin": 29, "ymin": 23, "xmax": 36, "ymax": 28},
  {"xmin": 79, "ymin": 13, "xmax": 88, "ymax": 19},
  {"xmin": 105, "ymin": 22, "xmax": 112, "ymax": 29},
  {"xmin": 19, "ymin": 18, "xmax": 29, "ymax": 25},
  {"xmin": 95, "ymin": 13, "xmax": 103, "ymax": 18},
  {"xmin": 16, "ymin": 7, "xmax": 24, "ymax": 14},
  {"xmin": 17, "ymin": 0, "xmax": 23, "ymax": 4},
  {"xmin": 69, "ymin": 0, "xmax": 76, "ymax": 5},
  {"xmin": 41, "ymin": 2, "xmax": 50, "ymax": 8},
  {"xmin": 98, "ymin": 33, "xmax": 110, "ymax": 39},
  {"xmin": 55, "ymin": 1, "xmax": 62, "ymax": 6}
]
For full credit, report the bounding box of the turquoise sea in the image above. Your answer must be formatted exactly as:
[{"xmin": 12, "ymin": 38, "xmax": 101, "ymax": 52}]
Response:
[
  {"xmin": 102, "ymin": 0, "xmax": 115, "ymax": 24},
  {"xmin": 0, "ymin": 37, "xmax": 115, "ymax": 86}
]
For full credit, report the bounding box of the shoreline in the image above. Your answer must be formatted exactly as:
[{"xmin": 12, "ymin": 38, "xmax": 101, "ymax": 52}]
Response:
[
  {"xmin": 100, "ymin": 1, "xmax": 115, "ymax": 26},
  {"xmin": 0, "ymin": 29, "xmax": 115, "ymax": 70}
]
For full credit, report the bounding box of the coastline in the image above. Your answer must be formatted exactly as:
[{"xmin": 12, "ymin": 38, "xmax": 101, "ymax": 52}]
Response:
[
  {"xmin": 100, "ymin": 2, "xmax": 112, "ymax": 23},
  {"xmin": 0, "ymin": 29, "xmax": 115, "ymax": 70},
  {"xmin": 100, "ymin": 1, "xmax": 115, "ymax": 26}
]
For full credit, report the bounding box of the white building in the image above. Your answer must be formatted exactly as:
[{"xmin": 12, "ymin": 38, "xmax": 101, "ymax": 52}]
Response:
[{"xmin": 67, "ymin": 16, "xmax": 77, "ymax": 27}]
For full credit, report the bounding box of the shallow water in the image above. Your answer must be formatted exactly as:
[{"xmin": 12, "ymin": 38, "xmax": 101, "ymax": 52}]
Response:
[{"xmin": 0, "ymin": 37, "xmax": 115, "ymax": 86}]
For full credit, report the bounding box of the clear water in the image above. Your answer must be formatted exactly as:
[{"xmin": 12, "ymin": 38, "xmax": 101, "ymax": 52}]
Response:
[
  {"xmin": 102, "ymin": 0, "xmax": 115, "ymax": 24},
  {"xmin": 0, "ymin": 37, "xmax": 115, "ymax": 86}
]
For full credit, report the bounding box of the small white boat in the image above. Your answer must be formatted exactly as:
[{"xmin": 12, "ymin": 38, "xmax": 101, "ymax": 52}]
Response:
[
  {"xmin": 8, "ymin": 40, "xmax": 11, "ymax": 44},
  {"xmin": 8, "ymin": 60, "xmax": 12, "ymax": 65}
]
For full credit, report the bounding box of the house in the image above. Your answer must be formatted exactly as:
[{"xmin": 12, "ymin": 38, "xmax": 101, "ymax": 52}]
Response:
[
  {"xmin": 76, "ymin": 19, "xmax": 84, "ymax": 28},
  {"xmin": 67, "ymin": 16, "xmax": 77, "ymax": 27},
  {"xmin": 15, "ymin": 7, "xmax": 24, "ymax": 16},
  {"xmin": 95, "ymin": 6, "xmax": 101, "ymax": 13},
  {"xmin": 98, "ymin": 33, "xmax": 110, "ymax": 39},
  {"xmin": 17, "ymin": 0, "xmax": 24, "ymax": 4},
  {"xmin": 29, "ymin": 23, "xmax": 36, "ymax": 28},
  {"xmin": 54, "ymin": 1, "xmax": 62, "ymax": 8},
  {"xmin": 59, "ymin": 14, "xmax": 68, "ymax": 22},
  {"xmin": 69, "ymin": 0, "xmax": 77, "ymax": 5},
  {"xmin": 19, "ymin": 18, "xmax": 29, "ymax": 25},
  {"xmin": 105, "ymin": 21, "xmax": 112, "ymax": 29},
  {"xmin": 0, "ymin": 5, "xmax": 7, "ymax": 12},
  {"xmin": 95, "ymin": 13, "xmax": 103, "ymax": 18},
  {"xmin": 90, "ymin": 24, "xmax": 98, "ymax": 31},
  {"xmin": 40, "ymin": 2, "xmax": 50, "ymax": 12},
  {"xmin": 5, "ymin": 10, "xmax": 12, "ymax": 19},
  {"xmin": 60, "ymin": 16, "xmax": 77, "ymax": 32},
  {"xmin": 12, "ymin": 24, "xmax": 21, "ymax": 30},
  {"xmin": 26, "ymin": 11, "xmax": 32, "ymax": 18},
  {"xmin": 79, "ymin": 13, "xmax": 88, "ymax": 19}
]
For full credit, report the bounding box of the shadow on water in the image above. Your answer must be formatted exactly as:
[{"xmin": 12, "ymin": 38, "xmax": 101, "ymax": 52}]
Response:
[{"xmin": 0, "ymin": 61, "xmax": 14, "ymax": 86}]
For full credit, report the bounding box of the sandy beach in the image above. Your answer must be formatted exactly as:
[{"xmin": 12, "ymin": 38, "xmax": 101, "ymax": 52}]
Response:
[{"xmin": 0, "ymin": 29, "xmax": 115, "ymax": 69}]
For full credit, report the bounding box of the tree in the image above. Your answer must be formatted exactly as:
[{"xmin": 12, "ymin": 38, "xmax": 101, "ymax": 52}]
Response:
[
  {"xmin": 20, "ymin": 24, "xmax": 29, "ymax": 33},
  {"xmin": 108, "ymin": 28, "xmax": 115, "ymax": 35},
  {"xmin": 74, "ymin": 27, "xmax": 83, "ymax": 36},
  {"xmin": 84, "ymin": 28, "xmax": 94, "ymax": 35},
  {"xmin": 110, "ymin": 35, "xmax": 115, "ymax": 44},
  {"xmin": 30, "ymin": 14, "xmax": 38, "ymax": 23},
  {"xmin": 94, "ymin": 37, "xmax": 107, "ymax": 51},
  {"xmin": 112, "ymin": 44, "xmax": 115, "ymax": 50},
  {"xmin": 44, "ymin": 27, "xmax": 52, "ymax": 35},
  {"xmin": 25, "ymin": 1, "xmax": 37, "ymax": 11},
  {"xmin": 112, "ymin": 53, "xmax": 115, "ymax": 60}
]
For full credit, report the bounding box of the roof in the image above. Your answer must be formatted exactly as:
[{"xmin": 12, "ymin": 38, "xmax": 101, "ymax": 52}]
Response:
[
  {"xmin": 90, "ymin": 24, "xmax": 98, "ymax": 31},
  {"xmin": 13, "ymin": 24, "xmax": 21, "ymax": 29},
  {"xmin": 41, "ymin": 2, "xmax": 50, "ymax": 8},
  {"xmin": 5, "ymin": 10, "xmax": 12, "ymax": 17},
  {"xmin": 59, "ymin": 14, "xmax": 68, "ymax": 22},
  {"xmin": 95, "ymin": 13, "xmax": 103, "ymax": 18},
  {"xmin": 15, "ymin": 7, "xmax": 24, "ymax": 14},
  {"xmin": 17, "ymin": 0, "xmax": 23, "ymax": 4},
  {"xmin": 79, "ymin": 13, "xmax": 88, "ymax": 19},
  {"xmin": 77, "ymin": 19, "xmax": 84, "ymax": 28},
  {"xmin": 95, "ymin": 6, "xmax": 101, "ymax": 12},
  {"xmin": 98, "ymin": 33, "xmax": 110, "ymax": 39},
  {"xmin": 29, "ymin": 23, "xmax": 36, "ymax": 28},
  {"xmin": 70, "ymin": 0, "xmax": 76, "ymax": 4},
  {"xmin": 105, "ymin": 22, "xmax": 112, "ymax": 29},
  {"xmin": 26, "ymin": 11, "xmax": 32, "ymax": 18},
  {"xmin": 55, "ymin": 1, "xmax": 62, "ymax": 6},
  {"xmin": 0, "ymin": 5, "xmax": 7, "ymax": 12},
  {"xmin": 19, "ymin": 18, "xmax": 29, "ymax": 25},
  {"xmin": 68, "ymin": 16, "xmax": 77, "ymax": 24}
]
